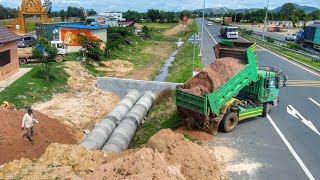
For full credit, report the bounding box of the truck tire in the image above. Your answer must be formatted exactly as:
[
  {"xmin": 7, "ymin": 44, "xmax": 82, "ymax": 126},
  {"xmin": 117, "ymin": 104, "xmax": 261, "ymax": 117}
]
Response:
[
  {"xmin": 19, "ymin": 58, "xmax": 27, "ymax": 65},
  {"xmin": 55, "ymin": 55, "xmax": 64, "ymax": 63},
  {"xmin": 221, "ymin": 112, "xmax": 239, "ymax": 133},
  {"xmin": 262, "ymin": 103, "xmax": 269, "ymax": 117}
]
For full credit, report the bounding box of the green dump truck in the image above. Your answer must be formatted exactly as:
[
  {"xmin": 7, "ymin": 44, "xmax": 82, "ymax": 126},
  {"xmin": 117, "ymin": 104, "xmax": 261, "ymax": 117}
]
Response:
[{"xmin": 176, "ymin": 41, "xmax": 287, "ymax": 135}]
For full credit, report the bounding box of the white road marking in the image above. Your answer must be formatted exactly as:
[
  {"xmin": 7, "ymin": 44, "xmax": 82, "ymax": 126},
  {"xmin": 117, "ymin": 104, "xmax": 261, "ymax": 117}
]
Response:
[
  {"xmin": 198, "ymin": 19, "xmax": 217, "ymax": 44},
  {"xmin": 287, "ymin": 105, "xmax": 320, "ymax": 135},
  {"xmin": 309, "ymin": 98, "xmax": 320, "ymax": 108},
  {"xmin": 267, "ymin": 114, "xmax": 316, "ymax": 180}
]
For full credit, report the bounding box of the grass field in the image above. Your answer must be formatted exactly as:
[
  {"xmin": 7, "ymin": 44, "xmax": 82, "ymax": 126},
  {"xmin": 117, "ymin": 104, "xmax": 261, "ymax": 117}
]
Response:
[
  {"xmin": 0, "ymin": 64, "xmax": 69, "ymax": 109},
  {"xmin": 26, "ymin": 22, "xmax": 36, "ymax": 33},
  {"xmin": 140, "ymin": 23, "xmax": 177, "ymax": 29}
]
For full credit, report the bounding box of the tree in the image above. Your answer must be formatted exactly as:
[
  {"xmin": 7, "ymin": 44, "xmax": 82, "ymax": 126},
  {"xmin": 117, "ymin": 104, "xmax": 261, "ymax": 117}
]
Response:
[
  {"xmin": 59, "ymin": 9, "xmax": 66, "ymax": 22},
  {"xmin": 86, "ymin": 9, "xmax": 97, "ymax": 16},
  {"xmin": 32, "ymin": 38, "xmax": 58, "ymax": 82},
  {"xmin": 280, "ymin": 3, "xmax": 296, "ymax": 20},
  {"xmin": 309, "ymin": 10, "xmax": 320, "ymax": 20},
  {"xmin": 43, "ymin": 0, "xmax": 52, "ymax": 15},
  {"xmin": 123, "ymin": 10, "xmax": 142, "ymax": 22},
  {"xmin": 77, "ymin": 34, "xmax": 102, "ymax": 61},
  {"xmin": 147, "ymin": 9, "xmax": 160, "ymax": 22}
]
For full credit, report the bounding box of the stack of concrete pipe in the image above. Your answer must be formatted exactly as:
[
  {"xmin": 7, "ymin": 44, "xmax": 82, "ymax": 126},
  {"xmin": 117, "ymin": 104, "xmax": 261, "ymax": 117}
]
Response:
[
  {"xmin": 80, "ymin": 90, "xmax": 140, "ymax": 150},
  {"xmin": 102, "ymin": 91, "xmax": 155, "ymax": 152}
]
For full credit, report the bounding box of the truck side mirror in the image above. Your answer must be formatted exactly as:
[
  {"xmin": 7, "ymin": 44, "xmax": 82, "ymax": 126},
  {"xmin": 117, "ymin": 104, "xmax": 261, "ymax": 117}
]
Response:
[{"xmin": 283, "ymin": 76, "xmax": 288, "ymax": 87}]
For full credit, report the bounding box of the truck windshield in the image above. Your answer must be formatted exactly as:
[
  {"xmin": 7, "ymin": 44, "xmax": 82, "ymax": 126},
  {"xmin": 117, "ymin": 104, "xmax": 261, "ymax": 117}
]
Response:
[{"xmin": 227, "ymin": 28, "xmax": 238, "ymax": 32}]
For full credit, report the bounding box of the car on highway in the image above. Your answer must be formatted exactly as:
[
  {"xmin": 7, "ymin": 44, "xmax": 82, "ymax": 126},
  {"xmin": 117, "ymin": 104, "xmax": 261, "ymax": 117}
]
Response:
[
  {"xmin": 17, "ymin": 35, "xmax": 37, "ymax": 48},
  {"xmin": 285, "ymin": 33, "xmax": 297, "ymax": 41},
  {"xmin": 207, "ymin": 21, "xmax": 212, "ymax": 26}
]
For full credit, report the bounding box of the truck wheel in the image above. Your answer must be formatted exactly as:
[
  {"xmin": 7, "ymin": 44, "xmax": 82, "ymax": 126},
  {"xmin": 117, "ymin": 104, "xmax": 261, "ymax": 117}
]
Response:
[
  {"xmin": 262, "ymin": 103, "xmax": 269, "ymax": 117},
  {"xmin": 55, "ymin": 55, "xmax": 64, "ymax": 62},
  {"xmin": 19, "ymin": 59, "xmax": 27, "ymax": 65},
  {"xmin": 221, "ymin": 112, "xmax": 239, "ymax": 133}
]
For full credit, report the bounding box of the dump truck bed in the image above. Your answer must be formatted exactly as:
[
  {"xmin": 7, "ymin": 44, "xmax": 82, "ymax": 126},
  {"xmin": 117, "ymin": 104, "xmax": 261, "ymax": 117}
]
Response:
[{"xmin": 176, "ymin": 41, "xmax": 258, "ymax": 117}]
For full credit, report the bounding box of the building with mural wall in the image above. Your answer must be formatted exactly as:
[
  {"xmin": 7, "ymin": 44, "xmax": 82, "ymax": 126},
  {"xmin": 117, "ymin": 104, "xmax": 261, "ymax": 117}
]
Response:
[{"xmin": 58, "ymin": 24, "xmax": 107, "ymax": 52}]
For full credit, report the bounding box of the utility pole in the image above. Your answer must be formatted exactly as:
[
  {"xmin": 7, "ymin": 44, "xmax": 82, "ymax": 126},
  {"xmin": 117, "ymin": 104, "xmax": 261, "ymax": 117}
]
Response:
[
  {"xmin": 199, "ymin": 0, "xmax": 205, "ymax": 57},
  {"xmin": 262, "ymin": 0, "xmax": 270, "ymax": 39},
  {"xmin": 234, "ymin": 0, "xmax": 239, "ymax": 24}
]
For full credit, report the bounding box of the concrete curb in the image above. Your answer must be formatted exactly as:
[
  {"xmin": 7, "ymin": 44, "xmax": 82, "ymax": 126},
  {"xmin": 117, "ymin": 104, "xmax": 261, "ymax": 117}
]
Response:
[{"xmin": 97, "ymin": 77, "xmax": 182, "ymax": 98}]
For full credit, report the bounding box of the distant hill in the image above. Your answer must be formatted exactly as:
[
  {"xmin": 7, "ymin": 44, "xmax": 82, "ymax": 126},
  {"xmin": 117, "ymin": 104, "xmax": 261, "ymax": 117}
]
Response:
[
  {"xmin": 193, "ymin": 3, "xmax": 318, "ymax": 14},
  {"xmin": 272, "ymin": 3, "xmax": 318, "ymax": 13},
  {"xmin": 193, "ymin": 7, "xmax": 260, "ymax": 14}
]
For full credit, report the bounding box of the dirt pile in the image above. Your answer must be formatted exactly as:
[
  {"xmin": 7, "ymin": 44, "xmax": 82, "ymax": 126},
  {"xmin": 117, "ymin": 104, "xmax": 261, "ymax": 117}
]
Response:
[
  {"xmin": 85, "ymin": 148, "xmax": 186, "ymax": 180},
  {"xmin": 0, "ymin": 129, "xmax": 227, "ymax": 180},
  {"xmin": 183, "ymin": 57, "xmax": 246, "ymax": 95},
  {"xmin": 163, "ymin": 19, "xmax": 193, "ymax": 37},
  {"xmin": 0, "ymin": 143, "xmax": 106, "ymax": 179},
  {"xmin": 147, "ymin": 129, "xmax": 226, "ymax": 180},
  {"xmin": 33, "ymin": 61, "xmax": 120, "ymax": 140},
  {"xmin": 97, "ymin": 60, "xmax": 134, "ymax": 77},
  {"xmin": 63, "ymin": 61, "xmax": 95, "ymax": 91},
  {"xmin": 174, "ymin": 126, "xmax": 214, "ymax": 141},
  {"xmin": 0, "ymin": 108, "xmax": 76, "ymax": 165}
]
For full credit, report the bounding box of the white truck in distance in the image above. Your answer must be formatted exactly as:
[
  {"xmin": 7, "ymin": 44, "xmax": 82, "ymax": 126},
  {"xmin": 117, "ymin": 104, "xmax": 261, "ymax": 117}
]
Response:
[
  {"xmin": 220, "ymin": 26, "xmax": 239, "ymax": 39},
  {"xmin": 18, "ymin": 41, "xmax": 67, "ymax": 64}
]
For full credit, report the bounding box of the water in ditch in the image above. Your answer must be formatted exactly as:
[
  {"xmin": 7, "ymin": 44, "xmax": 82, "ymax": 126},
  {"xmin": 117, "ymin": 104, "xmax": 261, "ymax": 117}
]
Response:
[{"xmin": 153, "ymin": 38, "xmax": 184, "ymax": 82}]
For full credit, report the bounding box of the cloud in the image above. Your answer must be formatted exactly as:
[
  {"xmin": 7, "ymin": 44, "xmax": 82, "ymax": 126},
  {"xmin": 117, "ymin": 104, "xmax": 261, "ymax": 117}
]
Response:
[{"xmin": 0, "ymin": 0, "xmax": 319, "ymax": 12}]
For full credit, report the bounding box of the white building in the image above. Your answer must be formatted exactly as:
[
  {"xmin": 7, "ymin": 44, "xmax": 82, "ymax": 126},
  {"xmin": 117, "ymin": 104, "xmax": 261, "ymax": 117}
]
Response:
[{"xmin": 98, "ymin": 12, "xmax": 125, "ymax": 21}]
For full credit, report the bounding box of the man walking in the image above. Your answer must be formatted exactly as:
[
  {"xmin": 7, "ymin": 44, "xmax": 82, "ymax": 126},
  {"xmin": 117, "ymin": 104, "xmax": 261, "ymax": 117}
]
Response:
[{"xmin": 22, "ymin": 108, "xmax": 39, "ymax": 144}]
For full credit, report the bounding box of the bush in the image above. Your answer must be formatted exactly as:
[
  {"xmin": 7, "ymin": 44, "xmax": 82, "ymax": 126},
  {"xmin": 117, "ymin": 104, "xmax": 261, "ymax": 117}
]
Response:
[
  {"xmin": 265, "ymin": 37, "xmax": 275, "ymax": 43},
  {"xmin": 286, "ymin": 42, "xmax": 300, "ymax": 51},
  {"xmin": 142, "ymin": 26, "xmax": 151, "ymax": 38},
  {"xmin": 77, "ymin": 34, "xmax": 102, "ymax": 60}
]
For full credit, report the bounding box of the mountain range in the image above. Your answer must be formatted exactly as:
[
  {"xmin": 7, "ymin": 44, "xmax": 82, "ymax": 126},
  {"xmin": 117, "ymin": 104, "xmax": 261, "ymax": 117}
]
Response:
[{"xmin": 193, "ymin": 3, "xmax": 319, "ymax": 14}]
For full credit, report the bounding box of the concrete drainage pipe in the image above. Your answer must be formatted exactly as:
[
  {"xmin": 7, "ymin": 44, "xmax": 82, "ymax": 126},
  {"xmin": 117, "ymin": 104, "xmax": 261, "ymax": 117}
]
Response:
[
  {"xmin": 80, "ymin": 90, "xmax": 140, "ymax": 150},
  {"xmin": 102, "ymin": 91, "xmax": 156, "ymax": 152}
]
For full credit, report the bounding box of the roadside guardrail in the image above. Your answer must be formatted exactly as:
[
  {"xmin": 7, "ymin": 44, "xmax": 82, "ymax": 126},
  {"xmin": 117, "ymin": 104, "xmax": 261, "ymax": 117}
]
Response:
[{"xmin": 240, "ymin": 32, "xmax": 320, "ymax": 62}]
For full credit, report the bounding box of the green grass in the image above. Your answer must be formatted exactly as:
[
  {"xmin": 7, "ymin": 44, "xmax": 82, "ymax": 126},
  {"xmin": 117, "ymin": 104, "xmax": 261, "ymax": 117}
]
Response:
[
  {"xmin": 130, "ymin": 20, "xmax": 202, "ymax": 148},
  {"xmin": 0, "ymin": 63, "xmax": 69, "ymax": 109},
  {"xmin": 166, "ymin": 42, "xmax": 202, "ymax": 83},
  {"xmin": 167, "ymin": 21, "xmax": 202, "ymax": 83},
  {"xmin": 140, "ymin": 23, "xmax": 177, "ymax": 29},
  {"xmin": 240, "ymin": 33, "xmax": 320, "ymax": 71},
  {"xmin": 26, "ymin": 22, "xmax": 36, "ymax": 33},
  {"xmin": 130, "ymin": 91, "xmax": 181, "ymax": 148}
]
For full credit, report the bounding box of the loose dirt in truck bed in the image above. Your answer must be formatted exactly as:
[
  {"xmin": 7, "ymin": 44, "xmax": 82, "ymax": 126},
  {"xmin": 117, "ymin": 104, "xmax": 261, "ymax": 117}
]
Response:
[
  {"xmin": 183, "ymin": 57, "xmax": 246, "ymax": 95},
  {"xmin": 0, "ymin": 108, "xmax": 76, "ymax": 165},
  {"xmin": 0, "ymin": 129, "xmax": 227, "ymax": 180},
  {"xmin": 33, "ymin": 61, "xmax": 120, "ymax": 140}
]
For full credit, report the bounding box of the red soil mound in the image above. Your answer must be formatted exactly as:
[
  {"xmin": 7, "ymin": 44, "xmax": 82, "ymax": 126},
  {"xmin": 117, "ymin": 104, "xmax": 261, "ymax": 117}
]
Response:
[{"xmin": 0, "ymin": 108, "xmax": 76, "ymax": 165}]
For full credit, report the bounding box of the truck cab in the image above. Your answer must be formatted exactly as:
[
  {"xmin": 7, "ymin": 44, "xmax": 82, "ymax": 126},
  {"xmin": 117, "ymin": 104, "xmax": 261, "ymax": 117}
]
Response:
[
  {"xmin": 220, "ymin": 26, "xmax": 239, "ymax": 39},
  {"xmin": 237, "ymin": 66, "xmax": 285, "ymax": 117}
]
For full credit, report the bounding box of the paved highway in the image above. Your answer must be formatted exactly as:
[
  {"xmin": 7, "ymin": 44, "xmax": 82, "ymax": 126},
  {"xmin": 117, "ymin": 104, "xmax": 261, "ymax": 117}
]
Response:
[{"xmin": 198, "ymin": 18, "xmax": 320, "ymax": 180}]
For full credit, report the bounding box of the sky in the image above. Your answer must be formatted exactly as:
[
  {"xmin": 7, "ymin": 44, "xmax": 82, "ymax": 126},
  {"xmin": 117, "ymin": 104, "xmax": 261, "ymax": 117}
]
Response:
[{"xmin": 0, "ymin": 0, "xmax": 319, "ymax": 12}]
